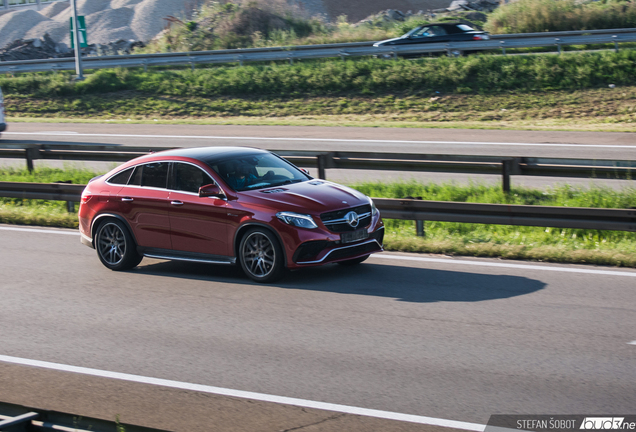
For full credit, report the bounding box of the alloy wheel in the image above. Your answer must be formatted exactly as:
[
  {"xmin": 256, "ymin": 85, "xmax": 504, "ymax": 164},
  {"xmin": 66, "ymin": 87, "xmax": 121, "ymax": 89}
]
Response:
[
  {"xmin": 242, "ymin": 232, "xmax": 276, "ymax": 278},
  {"xmin": 97, "ymin": 222, "xmax": 126, "ymax": 266}
]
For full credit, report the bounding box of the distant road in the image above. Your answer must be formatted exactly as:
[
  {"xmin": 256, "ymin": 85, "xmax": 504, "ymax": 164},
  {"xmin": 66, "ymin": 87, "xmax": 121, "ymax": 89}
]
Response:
[{"xmin": 2, "ymin": 123, "xmax": 636, "ymax": 188}]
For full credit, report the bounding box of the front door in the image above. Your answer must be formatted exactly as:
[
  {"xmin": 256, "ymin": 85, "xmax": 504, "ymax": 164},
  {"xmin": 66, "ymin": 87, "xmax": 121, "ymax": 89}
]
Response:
[{"xmin": 168, "ymin": 162, "xmax": 229, "ymax": 257}]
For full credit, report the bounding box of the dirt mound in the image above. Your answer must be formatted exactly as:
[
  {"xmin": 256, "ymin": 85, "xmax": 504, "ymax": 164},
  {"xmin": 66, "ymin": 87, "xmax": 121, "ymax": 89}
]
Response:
[{"xmin": 321, "ymin": 0, "xmax": 450, "ymax": 22}]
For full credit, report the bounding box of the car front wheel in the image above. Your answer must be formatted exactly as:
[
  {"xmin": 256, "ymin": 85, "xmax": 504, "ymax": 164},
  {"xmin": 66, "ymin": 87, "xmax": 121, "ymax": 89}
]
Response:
[
  {"xmin": 239, "ymin": 228, "xmax": 285, "ymax": 283},
  {"xmin": 95, "ymin": 219, "xmax": 142, "ymax": 271}
]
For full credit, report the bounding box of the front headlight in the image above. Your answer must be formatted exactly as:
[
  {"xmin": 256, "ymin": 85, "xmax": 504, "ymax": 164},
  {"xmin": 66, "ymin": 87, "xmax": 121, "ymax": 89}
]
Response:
[
  {"xmin": 276, "ymin": 212, "xmax": 318, "ymax": 229},
  {"xmin": 368, "ymin": 196, "xmax": 379, "ymax": 216}
]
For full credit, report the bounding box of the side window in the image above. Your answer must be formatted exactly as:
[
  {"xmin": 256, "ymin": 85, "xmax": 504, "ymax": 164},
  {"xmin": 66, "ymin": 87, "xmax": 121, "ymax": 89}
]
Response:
[
  {"xmin": 141, "ymin": 162, "xmax": 169, "ymax": 189},
  {"xmin": 129, "ymin": 165, "xmax": 142, "ymax": 186},
  {"xmin": 173, "ymin": 163, "xmax": 214, "ymax": 193},
  {"xmin": 107, "ymin": 167, "xmax": 134, "ymax": 185}
]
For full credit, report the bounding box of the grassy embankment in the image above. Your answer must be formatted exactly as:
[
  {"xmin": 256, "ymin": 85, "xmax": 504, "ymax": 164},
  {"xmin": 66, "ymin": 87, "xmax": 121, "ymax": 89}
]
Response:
[
  {"xmin": 3, "ymin": 50, "xmax": 636, "ymax": 131},
  {"xmin": 2, "ymin": 167, "xmax": 635, "ymax": 267}
]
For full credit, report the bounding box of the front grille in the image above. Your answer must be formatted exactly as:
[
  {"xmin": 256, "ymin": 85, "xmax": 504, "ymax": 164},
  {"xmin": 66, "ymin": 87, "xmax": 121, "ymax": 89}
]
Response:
[{"xmin": 320, "ymin": 204, "xmax": 372, "ymax": 233}]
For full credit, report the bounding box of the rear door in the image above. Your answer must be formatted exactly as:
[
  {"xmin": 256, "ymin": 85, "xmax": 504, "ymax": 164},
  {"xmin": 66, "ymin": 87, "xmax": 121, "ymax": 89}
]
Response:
[
  {"xmin": 117, "ymin": 162, "xmax": 172, "ymax": 249},
  {"xmin": 168, "ymin": 162, "xmax": 229, "ymax": 257}
]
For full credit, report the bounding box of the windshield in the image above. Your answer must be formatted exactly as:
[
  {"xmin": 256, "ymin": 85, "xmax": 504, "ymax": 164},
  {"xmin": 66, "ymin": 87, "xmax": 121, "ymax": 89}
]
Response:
[
  {"xmin": 208, "ymin": 153, "xmax": 310, "ymax": 192},
  {"xmin": 403, "ymin": 26, "xmax": 423, "ymax": 38}
]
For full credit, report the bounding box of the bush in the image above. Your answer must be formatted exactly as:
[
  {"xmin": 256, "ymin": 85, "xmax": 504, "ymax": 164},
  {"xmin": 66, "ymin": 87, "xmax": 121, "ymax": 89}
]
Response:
[{"xmin": 486, "ymin": 0, "xmax": 636, "ymax": 34}]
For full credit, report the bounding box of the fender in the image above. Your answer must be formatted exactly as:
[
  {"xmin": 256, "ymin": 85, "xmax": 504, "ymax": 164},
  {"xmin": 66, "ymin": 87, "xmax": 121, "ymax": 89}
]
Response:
[
  {"xmin": 233, "ymin": 221, "xmax": 288, "ymax": 266},
  {"xmin": 91, "ymin": 213, "xmax": 139, "ymax": 248}
]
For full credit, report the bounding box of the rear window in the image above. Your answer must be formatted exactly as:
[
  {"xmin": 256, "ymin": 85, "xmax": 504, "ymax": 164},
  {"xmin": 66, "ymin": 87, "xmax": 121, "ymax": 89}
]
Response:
[
  {"xmin": 107, "ymin": 167, "xmax": 134, "ymax": 185},
  {"xmin": 457, "ymin": 24, "xmax": 475, "ymax": 32}
]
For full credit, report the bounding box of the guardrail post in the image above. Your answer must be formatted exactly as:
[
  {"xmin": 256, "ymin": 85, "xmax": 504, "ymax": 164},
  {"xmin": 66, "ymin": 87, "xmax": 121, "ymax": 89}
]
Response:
[
  {"xmin": 407, "ymin": 196, "xmax": 425, "ymax": 236},
  {"xmin": 25, "ymin": 147, "xmax": 39, "ymax": 172},
  {"xmin": 66, "ymin": 201, "xmax": 75, "ymax": 213},
  {"xmin": 500, "ymin": 41, "xmax": 506, "ymax": 55},
  {"xmin": 317, "ymin": 154, "xmax": 328, "ymax": 179},
  {"xmin": 555, "ymin": 38, "xmax": 562, "ymax": 54},
  {"xmin": 3, "ymin": 0, "xmax": 8, "ymax": 10},
  {"xmin": 502, "ymin": 158, "xmax": 513, "ymax": 193},
  {"xmin": 613, "ymin": 35, "xmax": 619, "ymax": 52}
]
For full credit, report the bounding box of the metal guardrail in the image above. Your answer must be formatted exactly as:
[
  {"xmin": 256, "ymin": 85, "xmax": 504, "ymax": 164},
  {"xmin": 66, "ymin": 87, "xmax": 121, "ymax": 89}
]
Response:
[
  {"xmin": 0, "ymin": 401, "xmax": 168, "ymax": 432},
  {"xmin": 0, "ymin": 143, "xmax": 635, "ymax": 192},
  {"xmin": 1, "ymin": 181, "xmax": 635, "ymax": 232},
  {"xmin": 1, "ymin": 28, "xmax": 635, "ymax": 73}
]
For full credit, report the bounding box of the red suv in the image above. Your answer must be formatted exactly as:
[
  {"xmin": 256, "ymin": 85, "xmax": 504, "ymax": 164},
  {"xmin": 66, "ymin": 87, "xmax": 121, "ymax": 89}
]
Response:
[{"xmin": 78, "ymin": 147, "xmax": 384, "ymax": 282}]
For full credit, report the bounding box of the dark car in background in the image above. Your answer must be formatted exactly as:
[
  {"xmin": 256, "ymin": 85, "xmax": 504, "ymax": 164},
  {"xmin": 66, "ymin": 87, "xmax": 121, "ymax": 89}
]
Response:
[
  {"xmin": 373, "ymin": 22, "xmax": 490, "ymax": 57},
  {"xmin": 79, "ymin": 147, "xmax": 384, "ymax": 283}
]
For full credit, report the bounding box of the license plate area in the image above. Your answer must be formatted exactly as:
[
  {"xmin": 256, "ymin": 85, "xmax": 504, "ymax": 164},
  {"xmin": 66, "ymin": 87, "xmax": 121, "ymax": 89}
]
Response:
[{"xmin": 340, "ymin": 229, "xmax": 369, "ymax": 244}]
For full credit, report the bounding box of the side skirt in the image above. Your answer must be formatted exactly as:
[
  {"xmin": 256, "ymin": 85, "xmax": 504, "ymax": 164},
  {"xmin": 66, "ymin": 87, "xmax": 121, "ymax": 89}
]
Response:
[{"xmin": 139, "ymin": 247, "xmax": 236, "ymax": 265}]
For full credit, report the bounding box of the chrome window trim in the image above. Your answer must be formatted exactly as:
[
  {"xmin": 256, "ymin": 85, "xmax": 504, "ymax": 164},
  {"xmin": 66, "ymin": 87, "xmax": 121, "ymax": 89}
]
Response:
[{"xmin": 105, "ymin": 160, "xmax": 224, "ymax": 195}]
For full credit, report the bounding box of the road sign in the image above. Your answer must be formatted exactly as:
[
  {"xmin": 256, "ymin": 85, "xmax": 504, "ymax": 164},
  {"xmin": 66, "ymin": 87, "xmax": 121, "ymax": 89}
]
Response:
[{"xmin": 70, "ymin": 16, "xmax": 87, "ymax": 48}]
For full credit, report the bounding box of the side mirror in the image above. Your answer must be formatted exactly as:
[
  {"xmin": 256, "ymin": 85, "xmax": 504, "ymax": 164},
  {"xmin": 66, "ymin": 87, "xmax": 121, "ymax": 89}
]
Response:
[
  {"xmin": 300, "ymin": 168, "xmax": 310, "ymax": 176},
  {"xmin": 199, "ymin": 183, "xmax": 225, "ymax": 199}
]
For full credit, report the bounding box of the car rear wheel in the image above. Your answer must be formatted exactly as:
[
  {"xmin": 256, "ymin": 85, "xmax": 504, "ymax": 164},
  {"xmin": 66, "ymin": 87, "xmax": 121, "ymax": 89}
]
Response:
[
  {"xmin": 95, "ymin": 219, "xmax": 142, "ymax": 271},
  {"xmin": 239, "ymin": 228, "xmax": 285, "ymax": 283},
  {"xmin": 337, "ymin": 255, "xmax": 369, "ymax": 266}
]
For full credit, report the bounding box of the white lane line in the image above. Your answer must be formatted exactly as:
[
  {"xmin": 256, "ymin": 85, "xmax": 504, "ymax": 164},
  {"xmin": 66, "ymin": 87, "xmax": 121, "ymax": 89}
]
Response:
[
  {"xmin": 0, "ymin": 226, "xmax": 78, "ymax": 236},
  {"xmin": 3, "ymin": 132, "xmax": 635, "ymax": 149},
  {"xmin": 629, "ymin": 341, "xmax": 636, "ymax": 345},
  {"xmin": 0, "ymin": 354, "xmax": 485, "ymax": 431},
  {"xmin": 4, "ymin": 226, "xmax": 636, "ymax": 277},
  {"xmin": 374, "ymin": 254, "xmax": 636, "ymax": 277}
]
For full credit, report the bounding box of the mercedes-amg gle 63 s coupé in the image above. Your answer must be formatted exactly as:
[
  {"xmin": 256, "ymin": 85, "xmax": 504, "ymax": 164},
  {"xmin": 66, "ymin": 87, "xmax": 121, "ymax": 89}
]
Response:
[{"xmin": 79, "ymin": 147, "xmax": 384, "ymax": 283}]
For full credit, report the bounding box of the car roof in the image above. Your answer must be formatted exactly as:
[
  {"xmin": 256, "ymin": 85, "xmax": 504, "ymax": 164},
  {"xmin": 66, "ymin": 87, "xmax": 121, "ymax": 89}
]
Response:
[{"xmin": 151, "ymin": 146, "xmax": 270, "ymax": 164}]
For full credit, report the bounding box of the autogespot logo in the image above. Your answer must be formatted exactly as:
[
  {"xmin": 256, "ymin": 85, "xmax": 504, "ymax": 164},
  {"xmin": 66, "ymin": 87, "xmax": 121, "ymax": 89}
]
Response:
[
  {"xmin": 580, "ymin": 418, "xmax": 627, "ymax": 430},
  {"xmin": 345, "ymin": 211, "xmax": 359, "ymax": 228}
]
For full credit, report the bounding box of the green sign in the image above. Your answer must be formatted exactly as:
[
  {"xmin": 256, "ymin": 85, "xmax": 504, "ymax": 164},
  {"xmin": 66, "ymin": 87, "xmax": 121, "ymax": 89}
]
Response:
[{"xmin": 70, "ymin": 16, "xmax": 87, "ymax": 48}]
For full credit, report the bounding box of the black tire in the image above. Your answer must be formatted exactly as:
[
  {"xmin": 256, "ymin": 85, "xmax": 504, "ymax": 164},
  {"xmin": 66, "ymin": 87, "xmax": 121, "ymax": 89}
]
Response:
[
  {"xmin": 337, "ymin": 255, "xmax": 370, "ymax": 266},
  {"xmin": 95, "ymin": 219, "xmax": 142, "ymax": 271},
  {"xmin": 239, "ymin": 228, "xmax": 285, "ymax": 283}
]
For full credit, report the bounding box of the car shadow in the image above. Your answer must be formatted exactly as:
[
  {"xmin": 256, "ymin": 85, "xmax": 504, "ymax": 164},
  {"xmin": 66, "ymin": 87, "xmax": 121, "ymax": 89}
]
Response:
[{"xmin": 132, "ymin": 258, "xmax": 546, "ymax": 304}]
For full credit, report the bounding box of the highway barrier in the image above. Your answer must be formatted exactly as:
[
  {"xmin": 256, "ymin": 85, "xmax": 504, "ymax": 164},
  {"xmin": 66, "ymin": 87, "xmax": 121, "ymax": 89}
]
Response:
[
  {"xmin": 0, "ymin": 143, "xmax": 635, "ymax": 192},
  {"xmin": 1, "ymin": 28, "xmax": 635, "ymax": 74},
  {"xmin": 0, "ymin": 401, "xmax": 168, "ymax": 432},
  {"xmin": 1, "ymin": 181, "xmax": 634, "ymax": 232}
]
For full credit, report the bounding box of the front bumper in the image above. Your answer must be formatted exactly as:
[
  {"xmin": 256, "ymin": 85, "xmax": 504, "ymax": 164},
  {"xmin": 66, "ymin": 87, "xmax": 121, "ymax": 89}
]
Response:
[{"xmin": 291, "ymin": 225, "xmax": 384, "ymax": 267}]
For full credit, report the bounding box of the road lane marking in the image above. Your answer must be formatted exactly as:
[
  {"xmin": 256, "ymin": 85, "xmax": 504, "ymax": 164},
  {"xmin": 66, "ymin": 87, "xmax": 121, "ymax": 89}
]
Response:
[
  {"xmin": 374, "ymin": 254, "xmax": 636, "ymax": 277},
  {"xmin": 0, "ymin": 354, "xmax": 485, "ymax": 431},
  {"xmin": 3, "ymin": 132, "xmax": 635, "ymax": 149},
  {"xmin": 629, "ymin": 341, "xmax": 636, "ymax": 345},
  {"xmin": 0, "ymin": 226, "xmax": 78, "ymax": 236},
  {"xmin": 4, "ymin": 226, "xmax": 636, "ymax": 278}
]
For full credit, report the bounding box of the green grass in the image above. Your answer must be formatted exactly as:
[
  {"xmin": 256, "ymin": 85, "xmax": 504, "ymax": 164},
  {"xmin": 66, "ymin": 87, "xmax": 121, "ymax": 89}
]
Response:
[
  {"xmin": 2, "ymin": 167, "xmax": 636, "ymax": 267},
  {"xmin": 0, "ymin": 166, "xmax": 108, "ymax": 228},
  {"xmin": 4, "ymin": 50, "xmax": 636, "ymax": 98},
  {"xmin": 486, "ymin": 0, "xmax": 636, "ymax": 34}
]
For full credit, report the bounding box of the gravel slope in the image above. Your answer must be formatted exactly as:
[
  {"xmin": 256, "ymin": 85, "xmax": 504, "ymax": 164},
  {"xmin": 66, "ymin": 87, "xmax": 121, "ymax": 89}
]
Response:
[{"xmin": 1, "ymin": 0, "xmax": 449, "ymax": 49}]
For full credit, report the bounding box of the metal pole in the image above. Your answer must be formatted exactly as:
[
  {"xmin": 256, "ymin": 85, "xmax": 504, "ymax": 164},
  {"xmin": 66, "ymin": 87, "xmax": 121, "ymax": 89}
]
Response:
[
  {"xmin": 70, "ymin": 0, "xmax": 84, "ymax": 80},
  {"xmin": 36, "ymin": 0, "xmax": 41, "ymax": 10},
  {"xmin": 4, "ymin": 0, "xmax": 9, "ymax": 10}
]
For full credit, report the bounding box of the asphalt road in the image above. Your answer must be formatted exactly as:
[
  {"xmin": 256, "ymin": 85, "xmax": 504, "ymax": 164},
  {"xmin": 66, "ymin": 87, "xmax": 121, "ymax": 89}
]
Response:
[
  {"xmin": 2, "ymin": 123, "xmax": 636, "ymax": 188},
  {"xmin": 1, "ymin": 225, "xmax": 635, "ymax": 431}
]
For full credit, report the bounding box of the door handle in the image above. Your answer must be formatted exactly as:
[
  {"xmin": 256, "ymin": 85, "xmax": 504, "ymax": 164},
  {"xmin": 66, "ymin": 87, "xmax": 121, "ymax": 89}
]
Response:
[
  {"xmin": 121, "ymin": 197, "xmax": 133, "ymax": 202},
  {"xmin": 170, "ymin": 200, "xmax": 184, "ymax": 206}
]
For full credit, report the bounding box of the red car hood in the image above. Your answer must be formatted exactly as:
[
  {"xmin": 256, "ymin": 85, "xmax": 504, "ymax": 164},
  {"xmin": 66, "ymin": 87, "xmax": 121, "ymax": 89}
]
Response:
[{"xmin": 241, "ymin": 180, "xmax": 369, "ymax": 214}]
